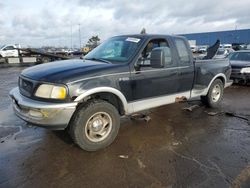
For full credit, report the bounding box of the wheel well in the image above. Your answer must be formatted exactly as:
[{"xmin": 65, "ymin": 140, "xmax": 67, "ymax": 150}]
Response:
[
  {"xmin": 216, "ymin": 76, "xmax": 225, "ymax": 86},
  {"xmin": 77, "ymin": 92, "xmax": 125, "ymax": 115}
]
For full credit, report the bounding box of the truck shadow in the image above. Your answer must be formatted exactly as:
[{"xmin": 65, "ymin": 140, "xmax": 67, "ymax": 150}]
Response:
[{"xmin": 52, "ymin": 130, "xmax": 73, "ymax": 145}]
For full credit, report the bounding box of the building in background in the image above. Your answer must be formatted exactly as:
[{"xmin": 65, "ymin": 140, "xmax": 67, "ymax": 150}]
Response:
[{"xmin": 180, "ymin": 29, "xmax": 250, "ymax": 46}]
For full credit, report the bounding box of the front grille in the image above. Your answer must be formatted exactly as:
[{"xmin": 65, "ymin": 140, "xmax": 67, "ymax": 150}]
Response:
[
  {"xmin": 231, "ymin": 68, "xmax": 241, "ymax": 74},
  {"xmin": 19, "ymin": 77, "xmax": 34, "ymax": 97}
]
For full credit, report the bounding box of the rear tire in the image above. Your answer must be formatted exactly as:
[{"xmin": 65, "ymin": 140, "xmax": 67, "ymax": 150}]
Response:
[
  {"xmin": 69, "ymin": 99, "xmax": 120, "ymax": 151},
  {"xmin": 201, "ymin": 79, "xmax": 224, "ymax": 108}
]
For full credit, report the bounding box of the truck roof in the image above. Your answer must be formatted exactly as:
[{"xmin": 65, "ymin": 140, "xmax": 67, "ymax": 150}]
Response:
[{"xmin": 112, "ymin": 34, "xmax": 185, "ymax": 40}]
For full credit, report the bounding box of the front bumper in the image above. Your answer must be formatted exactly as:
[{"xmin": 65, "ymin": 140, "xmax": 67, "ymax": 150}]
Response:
[{"xmin": 9, "ymin": 87, "xmax": 78, "ymax": 130}]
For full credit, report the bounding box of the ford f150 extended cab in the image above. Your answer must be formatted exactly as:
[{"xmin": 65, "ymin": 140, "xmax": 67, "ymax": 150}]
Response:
[{"xmin": 9, "ymin": 34, "xmax": 232, "ymax": 151}]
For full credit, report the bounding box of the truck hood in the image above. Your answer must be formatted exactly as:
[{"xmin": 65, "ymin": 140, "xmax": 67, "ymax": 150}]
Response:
[
  {"xmin": 21, "ymin": 59, "xmax": 120, "ymax": 83},
  {"xmin": 230, "ymin": 60, "xmax": 250, "ymax": 68}
]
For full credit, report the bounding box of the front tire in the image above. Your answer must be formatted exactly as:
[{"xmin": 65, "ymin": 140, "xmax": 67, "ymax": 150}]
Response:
[
  {"xmin": 70, "ymin": 100, "xmax": 120, "ymax": 151},
  {"xmin": 201, "ymin": 79, "xmax": 224, "ymax": 108}
]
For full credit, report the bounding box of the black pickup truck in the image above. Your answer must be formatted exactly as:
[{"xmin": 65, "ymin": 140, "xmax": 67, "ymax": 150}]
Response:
[{"xmin": 10, "ymin": 34, "xmax": 232, "ymax": 151}]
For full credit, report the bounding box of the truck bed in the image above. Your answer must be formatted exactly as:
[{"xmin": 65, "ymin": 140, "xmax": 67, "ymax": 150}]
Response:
[{"xmin": 192, "ymin": 58, "xmax": 231, "ymax": 96}]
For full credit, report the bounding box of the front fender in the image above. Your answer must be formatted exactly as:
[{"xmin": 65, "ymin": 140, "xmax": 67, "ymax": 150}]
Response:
[{"xmin": 74, "ymin": 87, "xmax": 129, "ymax": 114}]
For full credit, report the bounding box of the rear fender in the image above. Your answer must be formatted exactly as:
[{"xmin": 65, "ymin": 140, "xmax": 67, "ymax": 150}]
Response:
[{"xmin": 191, "ymin": 73, "xmax": 226, "ymax": 97}]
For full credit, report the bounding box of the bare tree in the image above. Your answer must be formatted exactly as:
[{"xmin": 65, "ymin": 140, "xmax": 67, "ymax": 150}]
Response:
[{"xmin": 140, "ymin": 28, "xmax": 146, "ymax": 34}]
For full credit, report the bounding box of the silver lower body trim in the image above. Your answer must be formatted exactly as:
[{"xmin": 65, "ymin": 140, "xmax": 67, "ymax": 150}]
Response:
[{"xmin": 127, "ymin": 91, "xmax": 191, "ymax": 114}]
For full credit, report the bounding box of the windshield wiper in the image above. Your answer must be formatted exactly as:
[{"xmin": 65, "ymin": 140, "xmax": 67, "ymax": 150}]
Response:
[{"xmin": 85, "ymin": 58, "xmax": 112, "ymax": 64}]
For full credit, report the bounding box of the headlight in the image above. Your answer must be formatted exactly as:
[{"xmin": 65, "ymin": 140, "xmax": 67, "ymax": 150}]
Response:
[
  {"xmin": 35, "ymin": 84, "xmax": 67, "ymax": 99},
  {"xmin": 240, "ymin": 67, "xmax": 250, "ymax": 74}
]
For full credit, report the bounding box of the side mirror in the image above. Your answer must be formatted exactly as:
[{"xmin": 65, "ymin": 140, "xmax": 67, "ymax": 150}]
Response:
[
  {"xmin": 150, "ymin": 48, "xmax": 165, "ymax": 68},
  {"xmin": 134, "ymin": 57, "xmax": 150, "ymax": 71}
]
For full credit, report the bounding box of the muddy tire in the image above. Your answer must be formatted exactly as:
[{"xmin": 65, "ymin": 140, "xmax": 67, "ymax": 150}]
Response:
[
  {"xmin": 201, "ymin": 79, "xmax": 224, "ymax": 108},
  {"xmin": 69, "ymin": 100, "xmax": 120, "ymax": 151}
]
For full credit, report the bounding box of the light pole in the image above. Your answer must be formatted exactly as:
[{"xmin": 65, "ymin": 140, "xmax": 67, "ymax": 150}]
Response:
[
  {"xmin": 70, "ymin": 22, "xmax": 72, "ymax": 49},
  {"xmin": 78, "ymin": 24, "xmax": 81, "ymax": 49}
]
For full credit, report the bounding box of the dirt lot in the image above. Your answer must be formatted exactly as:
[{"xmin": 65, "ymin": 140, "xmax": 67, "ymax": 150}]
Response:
[{"xmin": 0, "ymin": 67, "xmax": 250, "ymax": 188}]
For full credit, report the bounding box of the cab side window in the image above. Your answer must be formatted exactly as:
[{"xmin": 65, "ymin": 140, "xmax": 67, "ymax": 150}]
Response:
[
  {"xmin": 139, "ymin": 39, "xmax": 173, "ymax": 67},
  {"xmin": 175, "ymin": 39, "xmax": 190, "ymax": 64}
]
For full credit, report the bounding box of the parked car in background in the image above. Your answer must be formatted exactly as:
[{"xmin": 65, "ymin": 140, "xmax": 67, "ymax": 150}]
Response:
[
  {"xmin": 0, "ymin": 44, "xmax": 20, "ymax": 58},
  {"xmin": 213, "ymin": 48, "xmax": 234, "ymax": 59},
  {"xmin": 229, "ymin": 50, "xmax": 250, "ymax": 83},
  {"xmin": 222, "ymin": 44, "xmax": 232, "ymax": 49},
  {"xmin": 190, "ymin": 46, "xmax": 198, "ymax": 53},
  {"xmin": 232, "ymin": 43, "xmax": 247, "ymax": 51},
  {"xmin": 198, "ymin": 46, "xmax": 207, "ymax": 53}
]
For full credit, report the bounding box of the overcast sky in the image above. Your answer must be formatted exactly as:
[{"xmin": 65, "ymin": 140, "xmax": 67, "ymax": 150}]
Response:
[{"xmin": 1, "ymin": 0, "xmax": 250, "ymax": 47}]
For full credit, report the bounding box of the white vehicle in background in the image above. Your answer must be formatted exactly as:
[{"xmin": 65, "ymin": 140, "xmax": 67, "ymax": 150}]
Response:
[
  {"xmin": 0, "ymin": 44, "xmax": 20, "ymax": 58},
  {"xmin": 213, "ymin": 48, "xmax": 234, "ymax": 59},
  {"xmin": 222, "ymin": 44, "xmax": 232, "ymax": 49},
  {"xmin": 190, "ymin": 45, "xmax": 198, "ymax": 53},
  {"xmin": 198, "ymin": 46, "xmax": 207, "ymax": 53}
]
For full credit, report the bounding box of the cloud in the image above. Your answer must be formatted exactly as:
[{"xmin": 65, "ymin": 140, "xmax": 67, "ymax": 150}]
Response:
[
  {"xmin": 0, "ymin": 2, "xmax": 4, "ymax": 8},
  {"xmin": 0, "ymin": 0, "xmax": 250, "ymax": 47}
]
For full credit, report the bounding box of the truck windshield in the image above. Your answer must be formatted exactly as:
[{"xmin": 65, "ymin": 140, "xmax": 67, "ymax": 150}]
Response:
[
  {"xmin": 85, "ymin": 36, "xmax": 143, "ymax": 63},
  {"xmin": 230, "ymin": 52, "xmax": 250, "ymax": 61}
]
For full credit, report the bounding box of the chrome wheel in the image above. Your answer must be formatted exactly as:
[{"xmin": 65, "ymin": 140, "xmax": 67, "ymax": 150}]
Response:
[
  {"xmin": 211, "ymin": 84, "xmax": 221, "ymax": 102},
  {"xmin": 85, "ymin": 112, "xmax": 112, "ymax": 142}
]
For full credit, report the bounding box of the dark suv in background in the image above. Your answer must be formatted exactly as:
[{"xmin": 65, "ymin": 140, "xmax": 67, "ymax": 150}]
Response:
[{"xmin": 229, "ymin": 50, "xmax": 250, "ymax": 84}]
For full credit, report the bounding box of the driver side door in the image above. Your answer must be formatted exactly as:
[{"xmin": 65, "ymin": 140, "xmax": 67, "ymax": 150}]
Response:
[{"xmin": 130, "ymin": 38, "xmax": 179, "ymax": 101}]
